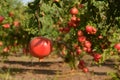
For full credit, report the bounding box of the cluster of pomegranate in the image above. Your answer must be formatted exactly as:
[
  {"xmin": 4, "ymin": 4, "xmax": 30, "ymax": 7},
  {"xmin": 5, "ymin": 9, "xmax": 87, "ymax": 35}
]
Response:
[
  {"xmin": 0, "ymin": 12, "xmax": 20, "ymax": 29},
  {"xmin": 76, "ymin": 26, "xmax": 101, "ymax": 72},
  {"xmin": 59, "ymin": 7, "xmax": 80, "ymax": 33},
  {"xmin": 0, "ymin": 13, "xmax": 21, "ymax": 53}
]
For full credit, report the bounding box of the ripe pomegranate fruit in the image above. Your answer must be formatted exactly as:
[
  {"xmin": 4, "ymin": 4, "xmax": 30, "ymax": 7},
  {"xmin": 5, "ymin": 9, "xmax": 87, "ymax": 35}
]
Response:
[
  {"xmin": 93, "ymin": 53, "xmax": 102, "ymax": 62},
  {"xmin": 68, "ymin": 21, "xmax": 77, "ymax": 28},
  {"xmin": 78, "ymin": 36, "xmax": 86, "ymax": 43},
  {"xmin": 3, "ymin": 47, "xmax": 9, "ymax": 53},
  {"xmin": 86, "ymin": 25, "xmax": 97, "ymax": 34},
  {"xmin": 13, "ymin": 21, "xmax": 20, "ymax": 27},
  {"xmin": 70, "ymin": 7, "xmax": 79, "ymax": 15},
  {"xmin": 29, "ymin": 37, "xmax": 52, "ymax": 59},
  {"xmin": 2, "ymin": 23, "xmax": 10, "ymax": 28},
  {"xmin": 0, "ymin": 41, "xmax": 3, "ymax": 46},
  {"xmin": 76, "ymin": 47, "xmax": 82, "ymax": 55},
  {"xmin": 84, "ymin": 40, "xmax": 92, "ymax": 48},
  {"xmin": 77, "ymin": 30, "xmax": 83, "ymax": 37},
  {"xmin": 82, "ymin": 67, "xmax": 89, "ymax": 73},
  {"xmin": 114, "ymin": 43, "xmax": 120, "ymax": 52},
  {"xmin": 70, "ymin": 15, "xmax": 77, "ymax": 22}
]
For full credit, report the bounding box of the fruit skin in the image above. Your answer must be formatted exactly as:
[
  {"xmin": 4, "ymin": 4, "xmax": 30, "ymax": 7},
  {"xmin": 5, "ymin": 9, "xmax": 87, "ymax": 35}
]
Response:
[
  {"xmin": 93, "ymin": 53, "xmax": 102, "ymax": 62},
  {"xmin": 2, "ymin": 23, "xmax": 10, "ymax": 28},
  {"xmin": 114, "ymin": 43, "xmax": 120, "ymax": 52},
  {"xmin": 76, "ymin": 47, "xmax": 82, "ymax": 55},
  {"xmin": 86, "ymin": 25, "xmax": 97, "ymax": 34},
  {"xmin": 70, "ymin": 15, "xmax": 77, "ymax": 22},
  {"xmin": 78, "ymin": 36, "xmax": 86, "ymax": 43},
  {"xmin": 29, "ymin": 37, "xmax": 52, "ymax": 59},
  {"xmin": 3, "ymin": 47, "xmax": 9, "ymax": 53},
  {"xmin": 84, "ymin": 40, "xmax": 92, "ymax": 48},
  {"xmin": 77, "ymin": 30, "xmax": 83, "ymax": 37},
  {"xmin": 68, "ymin": 21, "xmax": 77, "ymax": 28},
  {"xmin": 13, "ymin": 21, "xmax": 20, "ymax": 27},
  {"xmin": 0, "ymin": 41, "xmax": 3, "ymax": 46},
  {"xmin": 0, "ymin": 16, "xmax": 4, "ymax": 23},
  {"xmin": 53, "ymin": 0, "xmax": 59, "ymax": 3},
  {"xmin": 82, "ymin": 67, "xmax": 89, "ymax": 73},
  {"xmin": 70, "ymin": 7, "xmax": 79, "ymax": 15}
]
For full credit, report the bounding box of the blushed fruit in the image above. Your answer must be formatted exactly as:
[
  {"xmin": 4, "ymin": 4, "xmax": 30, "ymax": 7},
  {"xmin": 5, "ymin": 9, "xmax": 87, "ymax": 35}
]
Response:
[
  {"xmin": 53, "ymin": 0, "xmax": 59, "ymax": 2},
  {"xmin": 86, "ymin": 25, "xmax": 97, "ymax": 34},
  {"xmin": 76, "ymin": 47, "xmax": 82, "ymax": 55},
  {"xmin": 114, "ymin": 43, "xmax": 120, "ymax": 52},
  {"xmin": 3, "ymin": 47, "xmax": 9, "ymax": 53},
  {"xmin": 13, "ymin": 21, "xmax": 20, "ymax": 27},
  {"xmin": 70, "ymin": 15, "xmax": 77, "ymax": 22},
  {"xmin": 78, "ymin": 36, "xmax": 86, "ymax": 43},
  {"xmin": 63, "ymin": 27, "xmax": 70, "ymax": 33},
  {"xmin": 93, "ymin": 53, "xmax": 102, "ymax": 62},
  {"xmin": 98, "ymin": 35, "xmax": 103, "ymax": 39},
  {"xmin": 86, "ymin": 25, "xmax": 93, "ymax": 34},
  {"xmin": 83, "ymin": 47, "xmax": 88, "ymax": 52},
  {"xmin": 0, "ymin": 41, "xmax": 3, "ymax": 46},
  {"xmin": 92, "ymin": 27, "xmax": 97, "ymax": 34},
  {"xmin": 77, "ymin": 30, "xmax": 83, "ymax": 37},
  {"xmin": 94, "ymin": 53, "xmax": 102, "ymax": 59},
  {"xmin": 70, "ymin": 7, "xmax": 79, "ymax": 15},
  {"xmin": 29, "ymin": 37, "xmax": 52, "ymax": 59},
  {"xmin": 2, "ymin": 23, "xmax": 10, "ymax": 28},
  {"xmin": 84, "ymin": 40, "xmax": 92, "ymax": 48},
  {"xmin": 76, "ymin": 18, "xmax": 80, "ymax": 23},
  {"xmin": 68, "ymin": 21, "xmax": 77, "ymax": 28},
  {"xmin": 83, "ymin": 47, "xmax": 92, "ymax": 53},
  {"xmin": 82, "ymin": 67, "xmax": 89, "ymax": 73},
  {"xmin": 0, "ymin": 16, "xmax": 4, "ymax": 23}
]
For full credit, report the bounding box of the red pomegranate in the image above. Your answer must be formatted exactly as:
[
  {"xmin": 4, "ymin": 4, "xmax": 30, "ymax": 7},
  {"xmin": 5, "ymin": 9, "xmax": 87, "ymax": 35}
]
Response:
[
  {"xmin": 29, "ymin": 37, "xmax": 52, "ymax": 59},
  {"xmin": 114, "ymin": 43, "xmax": 120, "ymax": 52},
  {"xmin": 2, "ymin": 23, "xmax": 10, "ymax": 28},
  {"xmin": 86, "ymin": 25, "xmax": 97, "ymax": 34},
  {"xmin": 70, "ymin": 7, "xmax": 79, "ymax": 15}
]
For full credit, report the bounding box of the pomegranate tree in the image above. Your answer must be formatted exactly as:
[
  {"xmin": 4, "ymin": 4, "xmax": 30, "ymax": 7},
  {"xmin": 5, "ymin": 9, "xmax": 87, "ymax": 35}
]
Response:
[
  {"xmin": 0, "ymin": 0, "xmax": 120, "ymax": 78},
  {"xmin": 26, "ymin": 0, "xmax": 120, "ymax": 72}
]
